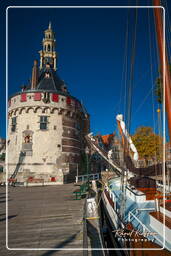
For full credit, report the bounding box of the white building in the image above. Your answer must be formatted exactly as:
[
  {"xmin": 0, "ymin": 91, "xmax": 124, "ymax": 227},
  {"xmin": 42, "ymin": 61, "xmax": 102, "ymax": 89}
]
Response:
[{"xmin": 7, "ymin": 23, "xmax": 90, "ymax": 184}]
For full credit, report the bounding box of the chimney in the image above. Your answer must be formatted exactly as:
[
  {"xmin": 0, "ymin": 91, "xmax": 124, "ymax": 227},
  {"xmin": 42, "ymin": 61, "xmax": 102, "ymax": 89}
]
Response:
[{"xmin": 31, "ymin": 60, "xmax": 39, "ymax": 89}]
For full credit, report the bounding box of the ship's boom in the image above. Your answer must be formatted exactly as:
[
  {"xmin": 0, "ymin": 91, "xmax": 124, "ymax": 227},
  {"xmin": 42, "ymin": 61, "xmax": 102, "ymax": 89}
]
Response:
[{"xmin": 85, "ymin": 133, "xmax": 125, "ymax": 176}]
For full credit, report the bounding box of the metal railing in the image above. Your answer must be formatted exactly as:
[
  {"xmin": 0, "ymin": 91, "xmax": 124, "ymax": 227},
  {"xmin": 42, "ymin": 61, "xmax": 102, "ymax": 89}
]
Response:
[
  {"xmin": 75, "ymin": 173, "xmax": 100, "ymax": 183},
  {"xmin": 128, "ymin": 211, "xmax": 163, "ymax": 245}
]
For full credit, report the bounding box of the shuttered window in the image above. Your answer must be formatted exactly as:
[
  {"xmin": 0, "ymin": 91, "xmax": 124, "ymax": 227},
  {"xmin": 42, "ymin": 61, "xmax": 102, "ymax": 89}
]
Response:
[
  {"xmin": 52, "ymin": 93, "xmax": 59, "ymax": 102},
  {"xmin": 66, "ymin": 97, "xmax": 71, "ymax": 105},
  {"xmin": 34, "ymin": 92, "xmax": 41, "ymax": 101},
  {"xmin": 21, "ymin": 93, "xmax": 27, "ymax": 102}
]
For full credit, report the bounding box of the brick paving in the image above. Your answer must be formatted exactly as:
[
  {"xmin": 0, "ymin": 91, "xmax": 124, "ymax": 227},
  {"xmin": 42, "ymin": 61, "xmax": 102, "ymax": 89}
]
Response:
[{"xmin": 0, "ymin": 184, "xmax": 85, "ymax": 256}]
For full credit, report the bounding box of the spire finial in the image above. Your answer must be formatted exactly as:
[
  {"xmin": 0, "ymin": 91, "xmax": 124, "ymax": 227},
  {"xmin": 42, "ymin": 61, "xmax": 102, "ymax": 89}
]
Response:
[{"xmin": 48, "ymin": 21, "xmax": 51, "ymax": 29}]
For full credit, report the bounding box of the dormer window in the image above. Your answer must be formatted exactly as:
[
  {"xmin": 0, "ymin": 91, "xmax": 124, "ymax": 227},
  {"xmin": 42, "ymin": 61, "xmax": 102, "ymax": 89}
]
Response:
[
  {"xmin": 45, "ymin": 73, "xmax": 50, "ymax": 78},
  {"xmin": 61, "ymin": 85, "xmax": 67, "ymax": 92}
]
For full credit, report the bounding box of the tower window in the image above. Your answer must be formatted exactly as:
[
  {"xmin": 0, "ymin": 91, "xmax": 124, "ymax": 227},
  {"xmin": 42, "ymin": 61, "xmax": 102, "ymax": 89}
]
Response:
[
  {"xmin": 40, "ymin": 116, "xmax": 48, "ymax": 130},
  {"xmin": 24, "ymin": 135, "xmax": 32, "ymax": 143},
  {"xmin": 22, "ymin": 130, "xmax": 33, "ymax": 154},
  {"xmin": 11, "ymin": 117, "xmax": 17, "ymax": 132},
  {"xmin": 48, "ymin": 44, "xmax": 50, "ymax": 51}
]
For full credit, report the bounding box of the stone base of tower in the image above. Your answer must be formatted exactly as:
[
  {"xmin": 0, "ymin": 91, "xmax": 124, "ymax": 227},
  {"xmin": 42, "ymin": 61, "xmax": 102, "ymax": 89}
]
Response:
[
  {"xmin": 1, "ymin": 163, "xmax": 82, "ymax": 185},
  {"xmin": 2, "ymin": 165, "xmax": 65, "ymax": 186}
]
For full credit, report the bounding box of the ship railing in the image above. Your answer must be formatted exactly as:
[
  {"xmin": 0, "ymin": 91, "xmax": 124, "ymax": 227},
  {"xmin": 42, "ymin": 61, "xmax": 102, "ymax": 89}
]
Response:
[
  {"xmin": 135, "ymin": 208, "xmax": 155, "ymax": 214},
  {"xmin": 126, "ymin": 185, "xmax": 145, "ymax": 196},
  {"xmin": 128, "ymin": 211, "xmax": 164, "ymax": 245},
  {"xmin": 75, "ymin": 173, "xmax": 100, "ymax": 183},
  {"xmin": 157, "ymin": 182, "xmax": 170, "ymax": 193}
]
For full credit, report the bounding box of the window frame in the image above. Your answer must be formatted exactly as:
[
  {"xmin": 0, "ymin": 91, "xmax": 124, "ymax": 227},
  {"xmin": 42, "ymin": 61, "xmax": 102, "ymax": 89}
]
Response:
[
  {"xmin": 39, "ymin": 116, "xmax": 48, "ymax": 130},
  {"xmin": 11, "ymin": 117, "xmax": 17, "ymax": 132}
]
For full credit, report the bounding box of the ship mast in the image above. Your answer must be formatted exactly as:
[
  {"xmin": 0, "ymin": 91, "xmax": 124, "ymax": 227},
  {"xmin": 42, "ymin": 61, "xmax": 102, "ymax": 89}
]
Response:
[{"xmin": 153, "ymin": 0, "xmax": 171, "ymax": 142}]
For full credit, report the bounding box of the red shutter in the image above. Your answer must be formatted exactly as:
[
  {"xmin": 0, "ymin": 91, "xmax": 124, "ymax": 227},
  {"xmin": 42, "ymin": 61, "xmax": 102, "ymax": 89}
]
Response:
[
  {"xmin": 21, "ymin": 93, "xmax": 27, "ymax": 102},
  {"xmin": 66, "ymin": 97, "xmax": 71, "ymax": 105},
  {"xmin": 52, "ymin": 93, "xmax": 59, "ymax": 102},
  {"xmin": 34, "ymin": 92, "xmax": 41, "ymax": 101}
]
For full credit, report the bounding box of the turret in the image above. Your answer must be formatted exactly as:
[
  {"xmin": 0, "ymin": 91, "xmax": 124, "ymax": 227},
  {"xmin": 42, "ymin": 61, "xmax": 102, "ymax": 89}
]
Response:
[{"xmin": 39, "ymin": 22, "xmax": 57, "ymax": 70}]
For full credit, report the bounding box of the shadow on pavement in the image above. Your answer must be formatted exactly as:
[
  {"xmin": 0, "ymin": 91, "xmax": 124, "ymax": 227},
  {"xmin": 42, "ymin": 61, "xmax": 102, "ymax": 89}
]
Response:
[
  {"xmin": 40, "ymin": 232, "xmax": 80, "ymax": 256},
  {"xmin": 0, "ymin": 215, "xmax": 17, "ymax": 222}
]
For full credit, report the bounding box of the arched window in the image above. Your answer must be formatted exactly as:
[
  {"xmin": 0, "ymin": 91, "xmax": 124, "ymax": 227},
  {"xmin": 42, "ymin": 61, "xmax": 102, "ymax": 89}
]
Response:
[
  {"xmin": 49, "ymin": 34, "xmax": 50, "ymax": 38},
  {"xmin": 48, "ymin": 44, "xmax": 50, "ymax": 51}
]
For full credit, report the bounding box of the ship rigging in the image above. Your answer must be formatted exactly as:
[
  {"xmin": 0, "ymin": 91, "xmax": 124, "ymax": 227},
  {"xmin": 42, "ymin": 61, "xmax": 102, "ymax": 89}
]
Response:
[{"xmin": 85, "ymin": 0, "xmax": 171, "ymax": 254}]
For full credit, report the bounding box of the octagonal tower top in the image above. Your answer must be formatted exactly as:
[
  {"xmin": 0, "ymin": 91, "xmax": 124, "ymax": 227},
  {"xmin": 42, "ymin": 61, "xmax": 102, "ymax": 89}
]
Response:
[{"xmin": 39, "ymin": 22, "xmax": 57, "ymax": 71}]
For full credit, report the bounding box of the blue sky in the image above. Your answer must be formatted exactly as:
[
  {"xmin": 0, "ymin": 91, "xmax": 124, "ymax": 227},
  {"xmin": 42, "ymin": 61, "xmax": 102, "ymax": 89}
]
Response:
[{"xmin": 1, "ymin": 0, "xmax": 170, "ymax": 139}]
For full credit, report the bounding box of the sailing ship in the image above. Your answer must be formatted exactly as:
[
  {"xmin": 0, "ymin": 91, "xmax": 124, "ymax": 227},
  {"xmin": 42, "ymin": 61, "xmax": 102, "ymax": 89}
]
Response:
[{"xmin": 86, "ymin": 0, "xmax": 171, "ymax": 254}]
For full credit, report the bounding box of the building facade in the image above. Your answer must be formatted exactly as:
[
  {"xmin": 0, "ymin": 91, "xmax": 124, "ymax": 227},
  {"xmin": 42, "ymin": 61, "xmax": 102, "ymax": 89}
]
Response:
[
  {"xmin": 7, "ymin": 23, "xmax": 90, "ymax": 184},
  {"xmin": 90, "ymin": 133, "xmax": 124, "ymax": 173}
]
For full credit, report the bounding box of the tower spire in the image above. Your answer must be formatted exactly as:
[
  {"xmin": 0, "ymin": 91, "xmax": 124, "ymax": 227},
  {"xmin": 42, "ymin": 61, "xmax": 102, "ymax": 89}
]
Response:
[{"xmin": 39, "ymin": 22, "xmax": 57, "ymax": 71}]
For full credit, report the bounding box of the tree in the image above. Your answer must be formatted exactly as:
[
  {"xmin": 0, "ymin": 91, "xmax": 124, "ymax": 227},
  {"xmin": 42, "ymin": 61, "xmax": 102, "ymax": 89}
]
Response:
[
  {"xmin": 155, "ymin": 65, "xmax": 171, "ymax": 104},
  {"xmin": 132, "ymin": 126, "xmax": 162, "ymax": 165},
  {"xmin": 155, "ymin": 77, "xmax": 163, "ymax": 104}
]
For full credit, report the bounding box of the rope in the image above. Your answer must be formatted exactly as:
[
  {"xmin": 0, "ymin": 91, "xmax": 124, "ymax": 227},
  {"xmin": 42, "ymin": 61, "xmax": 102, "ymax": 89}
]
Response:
[
  {"xmin": 153, "ymin": 4, "xmax": 161, "ymax": 75},
  {"xmin": 148, "ymin": 8, "xmax": 158, "ymax": 176},
  {"xmin": 127, "ymin": 6, "xmax": 138, "ymax": 133},
  {"xmin": 123, "ymin": 8, "xmax": 130, "ymax": 118},
  {"xmin": 133, "ymin": 86, "xmax": 155, "ymax": 116},
  {"xmin": 165, "ymin": 0, "xmax": 171, "ymax": 61}
]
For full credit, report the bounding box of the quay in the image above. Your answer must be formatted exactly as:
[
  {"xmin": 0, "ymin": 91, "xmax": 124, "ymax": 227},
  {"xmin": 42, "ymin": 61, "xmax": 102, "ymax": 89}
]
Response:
[{"xmin": 0, "ymin": 184, "xmax": 86, "ymax": 256}]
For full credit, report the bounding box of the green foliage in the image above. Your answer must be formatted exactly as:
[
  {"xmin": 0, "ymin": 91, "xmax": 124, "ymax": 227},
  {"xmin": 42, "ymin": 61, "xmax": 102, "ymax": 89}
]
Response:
[
  {"xmin": 132, "ymin": 126, "xmax": 162, "ymax": 163},
  {"xmin": 155, "ymin": 65, "xmax": 171, "ymax": 104},
  {"xmin": 155, "ymin": 77, "xmax": 163, "ymax": 104}
]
